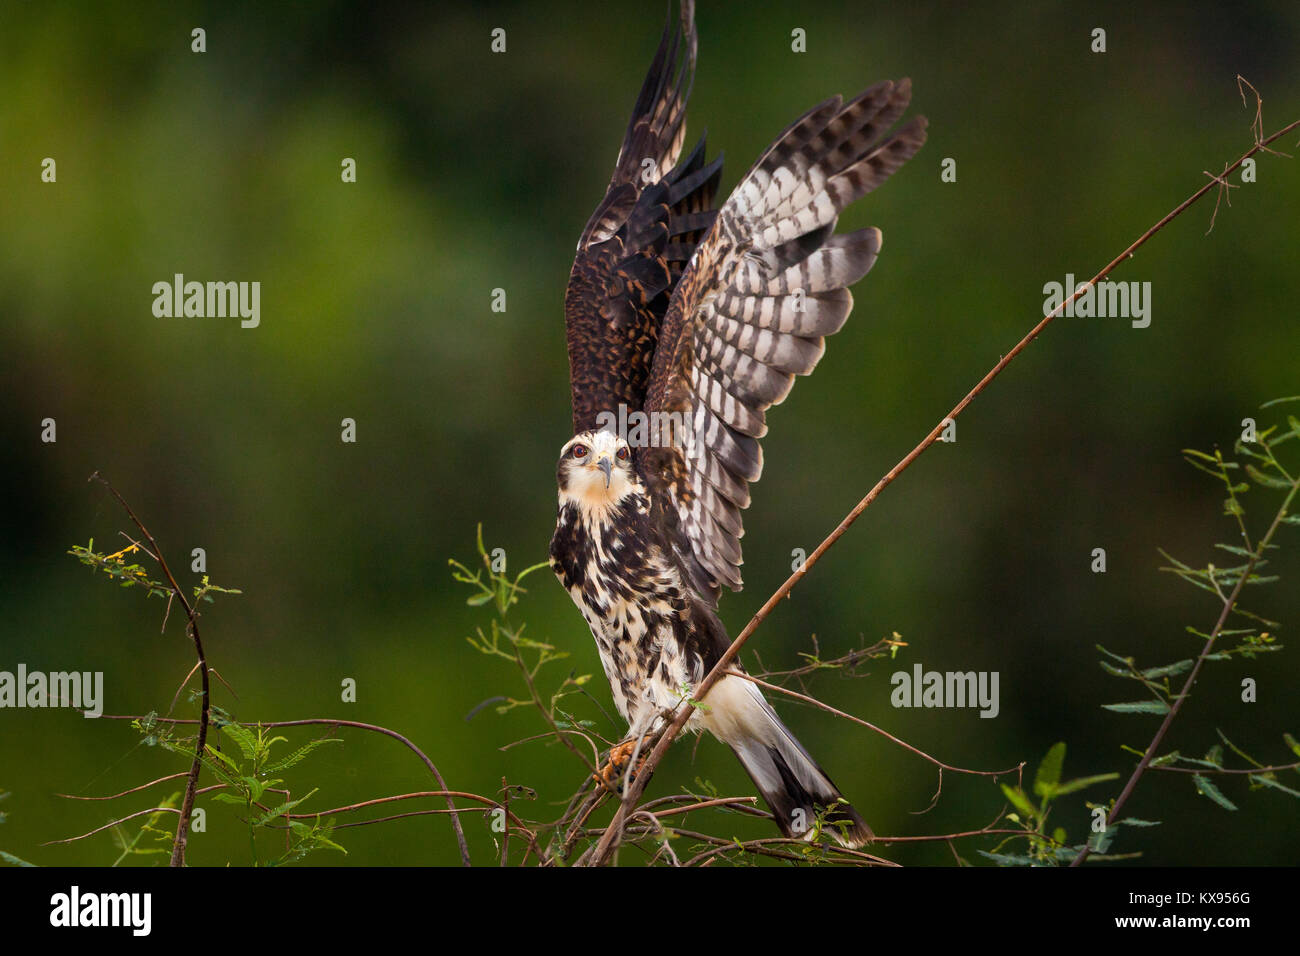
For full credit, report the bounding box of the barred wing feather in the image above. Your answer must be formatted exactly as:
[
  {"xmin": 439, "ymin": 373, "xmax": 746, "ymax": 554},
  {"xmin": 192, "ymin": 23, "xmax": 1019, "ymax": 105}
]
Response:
[{"xmin": 642, "ymin": 80, "xmax": 927, "ymax": 603}]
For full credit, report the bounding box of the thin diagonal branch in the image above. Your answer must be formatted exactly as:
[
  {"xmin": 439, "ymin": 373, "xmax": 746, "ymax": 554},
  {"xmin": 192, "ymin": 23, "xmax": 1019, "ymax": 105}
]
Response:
[
  {"xmin": 1070, "ymin": 458, "xmax": 1300, "ymax": 867},
  {"xmin": 731, "ymin": 670, "xmax": 1023, "ymax": 778},
  {"xmin": 90, "ymin": 473, "xmax": 208, "ymax": 868}
]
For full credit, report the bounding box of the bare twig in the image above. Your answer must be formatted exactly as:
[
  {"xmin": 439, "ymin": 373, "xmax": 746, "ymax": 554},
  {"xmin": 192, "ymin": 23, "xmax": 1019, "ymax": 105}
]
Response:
[
  {"xmin": 679, "ymin": 832, "xmax": 895, "ymax": 868},
  {"xmin": 43, "ymin": 807, "xmax": 179, "ymax": 845},
  {"xmin": 500, "ymin": 777, "xmax": 510, "ymax": 866},
  {"xmin": 55, "ymin": 772, "xmax": 190, "ymax": 801}
]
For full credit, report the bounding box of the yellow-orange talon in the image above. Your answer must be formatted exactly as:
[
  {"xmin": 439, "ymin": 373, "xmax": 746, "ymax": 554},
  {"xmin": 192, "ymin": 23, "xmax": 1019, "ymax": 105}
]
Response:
[{"xmin": 594, "ymin": 740, "xmax": 647, "ymax": 792}]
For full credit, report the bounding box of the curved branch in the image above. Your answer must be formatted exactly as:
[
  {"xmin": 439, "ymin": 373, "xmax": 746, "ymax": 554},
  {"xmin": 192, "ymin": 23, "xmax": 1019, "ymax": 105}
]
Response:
[
  {"xmin": 98, "ymin": 713, "xmax": 473, "ymax": 866},
  {"xmin": 91, "ymin": 473, "xmax": 208, "ymax": 868},
  {"xmin": 731, "ymin": 670, "xmax": 1024, "ymax": 778},
  {"xmin": 43, "ymin": 806, "xmax": 179, "ymax": 845}
]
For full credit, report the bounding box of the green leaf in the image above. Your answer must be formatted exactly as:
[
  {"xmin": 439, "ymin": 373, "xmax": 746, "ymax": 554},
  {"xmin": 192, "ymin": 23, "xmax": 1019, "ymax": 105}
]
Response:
[
  {"xmin": 221, "ymin": 723, "xmax": 260, "ymax": 762},
  {"xmin": 1183, "ymin": 457, "xmax": 1226, "ymax": 479},
  {"xmin": 0, "ymin": 850, "xmax": 36, "ymax": 867},
  {"xmin": 309, "ymin": 832, "xmax": 347, "ymax": 855},
  {"xmin": 977, "ymin": 850, "xmax": 1038, "ymax": 866},
  {"xmin": 196, "ymin": 751, "xmax": 240, "ymax": 789},
  {"xmin": 1171, "ymin": 755, "xmax": 1225, "ymax": 770},
  {"xmin": 1047, "ymin": 845, "xmax": 1086, "ymax": 863},
  {"xmin": 1034, "ymin": 743, "xmax": 1066, "ymax": 797},
  {"xmin": 1001, "ymin": 783, "xmax": 1038, "ymax": 819},
  {"xmin": 1213, "ymin": 544, "xmax": 1256, "ymax": 558},
  {"xmin": 514, "ymin": 560, "xmax": 554, "ymax": 583},
  {"xmin": 261, "ymin": 737, "xmax": 342, "ymax": 774},
  {"xmin": 1139, "ymin": 660, "xmax": 1194, "ymax": 679},
  {"xmin": 252, "ymin": 788, "xmax": 319, "ymax": 826},
  {"xmin": 1117, "ymin": 817, "xmax": 1161, "ymax": 827},
  {"xmin": 1250, "ymin": 775, "xmax": 1300, "ymax": 798},
  {"xmin": 1167, "ymin": 571, "xmax": 1220, "ymax": 596},
  {"xmin": 1230, "ymin": 573, "xmax": 1279, "ymax": 586},
  {"xmin": 1101, "ymin": 700, "xmax": 1170, "ymax": 715},
  {"xmin": 1053, "ymin": 772, "xmax": 1120, "ymax": 797},
  {"xmin": 1245, "ymin": 464, "xmax": 1291, "ymax": 489},
  {"xmin": 1089, "ymin": 826, "xmax": 1118, "ymax": 855},
  {"xmin": 1284, "ymin": 733, "xmax": 1300, "ymax": 758},
  {"xmin": 1096, "ymin": 644, "xmax": 1135, "ymax": 665},
  {"xmin": 1192, "ymin": 775, "xmax": 1238, "ymax": 811},
  {"xmin": 202, "ymin": 744, "xmax": 241, "ymax": 773}
]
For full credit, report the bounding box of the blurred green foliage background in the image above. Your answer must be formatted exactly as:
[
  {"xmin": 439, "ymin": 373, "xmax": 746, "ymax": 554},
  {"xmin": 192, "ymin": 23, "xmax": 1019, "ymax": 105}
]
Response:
[{"xmin": 2, "ymin": 0, "xmax": 1298, "ymax": 866}]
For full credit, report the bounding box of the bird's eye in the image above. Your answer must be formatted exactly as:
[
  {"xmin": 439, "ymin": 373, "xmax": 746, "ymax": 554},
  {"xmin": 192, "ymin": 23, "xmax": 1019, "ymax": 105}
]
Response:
[
  {"xmin": 616, "ymin": 446, "xmax": 630, "ymax": 461},
  {"xmin": 571, "ymin": 444, "xmax": 589, "ymax": 459}
]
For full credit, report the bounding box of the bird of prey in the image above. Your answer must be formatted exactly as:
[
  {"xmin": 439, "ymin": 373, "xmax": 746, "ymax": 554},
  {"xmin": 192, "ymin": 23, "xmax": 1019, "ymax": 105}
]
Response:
[{"xmin": 549, "ymin": 0, "xmax": 926, "ymax": 847}]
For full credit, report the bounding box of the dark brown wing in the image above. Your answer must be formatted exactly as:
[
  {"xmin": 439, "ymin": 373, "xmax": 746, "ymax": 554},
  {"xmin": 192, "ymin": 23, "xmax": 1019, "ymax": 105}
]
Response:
[
  {"xmin": 641, "ymin": 80, "xmax": 928, "ymax": 603},
  {"xmin": 564, "ymin": 0, "xmax": 723, "ymax": 433}
]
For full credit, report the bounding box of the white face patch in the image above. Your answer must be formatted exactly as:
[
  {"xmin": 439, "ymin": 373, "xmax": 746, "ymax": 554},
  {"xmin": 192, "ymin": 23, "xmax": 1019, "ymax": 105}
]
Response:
[{"xmin": 557, "ymin": 430, "xmax": 639, "ymax": 521}]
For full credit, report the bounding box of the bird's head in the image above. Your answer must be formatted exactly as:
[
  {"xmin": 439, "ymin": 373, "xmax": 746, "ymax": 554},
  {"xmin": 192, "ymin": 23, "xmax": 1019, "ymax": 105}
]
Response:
[{"xmin": 557, "ymin": 429, "xmax": 640, "ymax": 515}]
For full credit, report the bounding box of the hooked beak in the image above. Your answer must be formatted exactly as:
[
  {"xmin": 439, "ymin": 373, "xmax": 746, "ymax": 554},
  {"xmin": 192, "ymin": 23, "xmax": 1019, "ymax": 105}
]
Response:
[{"xmin": 596, "ymin": 457, "xmax": 613, "ymax": 488}]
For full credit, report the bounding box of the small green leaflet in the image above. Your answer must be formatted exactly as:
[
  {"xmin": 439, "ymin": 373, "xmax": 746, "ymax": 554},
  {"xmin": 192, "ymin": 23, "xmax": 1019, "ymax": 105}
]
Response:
[
  {"xmin": 1102, "ymin": 700, "xmax": 1170, "ymax": 715},
  {"xmin": 1192, "ymin": 775, "xmax": 1238, "ymax": 811}
]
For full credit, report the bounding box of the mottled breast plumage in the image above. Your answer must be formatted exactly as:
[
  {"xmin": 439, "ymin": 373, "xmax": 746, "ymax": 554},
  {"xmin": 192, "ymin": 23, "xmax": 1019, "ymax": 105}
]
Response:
[{"xmin": 549, "ymin": 485, "xmax": 708, "ymax": 734}]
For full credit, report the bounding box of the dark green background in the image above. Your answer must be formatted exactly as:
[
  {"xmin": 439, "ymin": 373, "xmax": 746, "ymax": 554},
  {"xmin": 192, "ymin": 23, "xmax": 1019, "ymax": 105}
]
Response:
[{"xmin": 2, "ymin": 0, "xmax": 1298, "ymax": 866}]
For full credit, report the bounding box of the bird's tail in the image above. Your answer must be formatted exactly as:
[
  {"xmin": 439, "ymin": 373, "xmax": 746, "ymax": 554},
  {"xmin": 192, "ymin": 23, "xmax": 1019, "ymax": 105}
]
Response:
[{"xmin": 698, "ymin": 675, "xmax": 872, "ymax": 848}]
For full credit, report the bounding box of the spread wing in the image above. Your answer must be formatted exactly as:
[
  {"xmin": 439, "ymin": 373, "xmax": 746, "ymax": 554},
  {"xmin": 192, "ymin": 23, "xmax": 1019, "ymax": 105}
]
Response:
[
  {"xmin": 564, "ymin": 0, "xmax": 723, "ymax": 433},
  {"xmin": 641, "ymin": 81, "xmax": 928, "ymax": 603}
]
